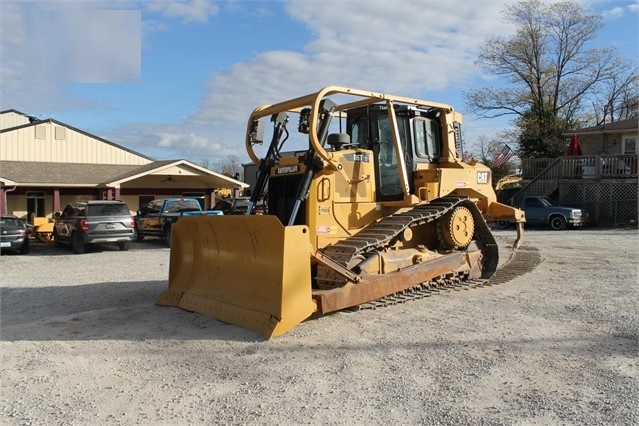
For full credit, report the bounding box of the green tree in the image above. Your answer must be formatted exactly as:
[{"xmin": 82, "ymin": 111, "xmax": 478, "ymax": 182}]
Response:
[
  {"xmin": 515, "ymin": 109, "xmax": 569, "ymax": 158},
  {"xmin": 465, "ymin": 0, "xmax": 637, "ymax": 159}
]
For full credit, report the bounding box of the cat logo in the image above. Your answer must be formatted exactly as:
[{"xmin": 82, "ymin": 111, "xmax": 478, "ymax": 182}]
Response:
[
  {"xmin": 275, "ymin": 165, "xmax": 300, "ymax": 175},
  {"xmin": 477, "ymin": 171, "xmax": 490, "ymax": 185}
]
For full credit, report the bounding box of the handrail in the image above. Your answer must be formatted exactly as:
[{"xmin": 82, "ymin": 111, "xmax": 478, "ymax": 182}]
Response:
[
  {"xmin": 507, "ymin": 157, "xmax": 562, "ymax": 206},
  {"xmin": 522, "ymin": 155, "xmax": 638, "ymax": 180}
]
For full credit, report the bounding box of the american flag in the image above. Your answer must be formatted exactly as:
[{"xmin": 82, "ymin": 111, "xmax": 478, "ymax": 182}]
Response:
[{"xmin": 493, "ymin": 144, "xmax": 515, "ymax": 167}]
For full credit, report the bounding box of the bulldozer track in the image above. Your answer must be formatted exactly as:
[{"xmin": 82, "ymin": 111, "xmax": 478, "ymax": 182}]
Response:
[
  {"xmin": 314, "ymin": 195, "xmax": 541, "ymax": 311},
  {"xmin": 316, "ymin": 196, "xmax": 499, "ymax": 289},
  {"xmin": 350, "ymin": 245, "xmax": 542, "ymax": 311}
]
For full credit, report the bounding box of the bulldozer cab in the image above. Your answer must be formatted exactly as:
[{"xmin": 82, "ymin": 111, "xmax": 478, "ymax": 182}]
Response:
[
  {"xmin": 244, "ymin": 87, "xmax": 485, "ymax": 227},
  {"xmin": 346, "ymin": 104, "xmax": 445, "ymax": 202}
]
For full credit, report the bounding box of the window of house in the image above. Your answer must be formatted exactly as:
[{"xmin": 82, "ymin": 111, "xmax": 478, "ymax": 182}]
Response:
[
  {"xmin": 35, "ymin": 125, "xmax": 46, "ymax": 139},
  {"xmin": 622, "ymin": 137, "xmax": 636, "ymax": 155},
  {"xmin": 55, "ymin": 126, "xmax": 66, "ymax": 140}
]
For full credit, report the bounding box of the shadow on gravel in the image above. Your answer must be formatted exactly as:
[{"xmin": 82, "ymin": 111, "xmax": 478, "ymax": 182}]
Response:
[
  {"xmin": 0, "ymin": 239, "xmax": 170, "ymax": 257},
  {"xmin": 2, "ymin": 278, "xmax": 637, "ymax": 355},
  {"xmin": 0, "ymin": 281, "xmax": 262, "ymax": 343}
]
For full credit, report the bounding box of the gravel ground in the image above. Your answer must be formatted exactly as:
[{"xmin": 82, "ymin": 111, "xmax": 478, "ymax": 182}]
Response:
[{"xmin": 1, "ymin": 228, "xmax": 637, "ymax": 425}]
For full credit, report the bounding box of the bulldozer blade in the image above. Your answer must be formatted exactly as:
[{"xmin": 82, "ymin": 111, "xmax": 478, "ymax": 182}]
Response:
[{"xmin": 156, "ymin": 215, "xmax": 317, "ymax": 339}]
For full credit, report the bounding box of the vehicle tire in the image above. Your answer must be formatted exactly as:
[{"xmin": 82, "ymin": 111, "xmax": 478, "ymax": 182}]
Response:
[
  {"xmin": 549, "ymin": 215, "xmax": 567, "ymax": 231},
  {"xmin": 72, "ymin": 232, "xmax": 86, "ymax": 254},
  {"xmin": 20, "ymin": 242, "xmax": 30, "ymax": 255},
  {"xmin": 118, "ymin": 241, "xmax": 130, "ymax": 251},
  {"xmin": 164, "ymin": 226, "xmax": 172, "ymax": 247},
  {"xmin": 52, "ymin": 229, "xmax": 63, "ymax": 247},
  {"xmin": 495, "ymin": 220, "xmax": 510, "ymax": 229}
]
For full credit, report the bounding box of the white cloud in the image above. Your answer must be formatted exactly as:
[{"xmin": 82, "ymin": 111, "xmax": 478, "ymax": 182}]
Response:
[
  {"xmin": 601, "ymin": 6, "xmax": 626, "ymax": 19},
  {"xmin": 25, "ymin": 8, "xmax": 141, "ymax": 83},
  {"xmin": 145, "ymin": 0, "xmax": 219, "ymax": 24},
  {"xmin": 171, "ymin": 0, "xmax": 516, "ymax": 162},
  {"xmin": 595, "ymin": 0, "xmax": 639, "ymax": 19},
  {"xmin": 0, "ymin": 0, "xmax": 523, "ymax": 162},
  {"xmin": 1, "ymin": 2, "xmax": 141, "ymax": 88},
  {"xmin": 107, "ymin": 120, "xmax": 237, "ymax": 162},
  {"xmin": 1, "ymin": 0, "xmax": 521, "ymax": 162},
  {"xmin": 0, "ymin": 2, "xmax": 107, "ymax": 111}
]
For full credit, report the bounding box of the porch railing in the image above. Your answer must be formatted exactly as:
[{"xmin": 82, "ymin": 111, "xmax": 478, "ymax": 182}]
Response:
[{"xmin": 522, "ymin": 155, "xmax": 638, "ymax": 180}]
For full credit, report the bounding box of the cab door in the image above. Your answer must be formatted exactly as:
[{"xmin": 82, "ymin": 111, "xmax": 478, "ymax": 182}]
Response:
[
  {"xmin": 521, "ymin": 197, "xmax": 545, "ymax": 225},
  {"xmin": 371, "ymin": 113, "xmax": 413, "ymax": 202}
]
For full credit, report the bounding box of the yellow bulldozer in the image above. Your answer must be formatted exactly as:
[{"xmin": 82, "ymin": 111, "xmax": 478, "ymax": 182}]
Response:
[{"xmin": 157, "ymin": 86, "xmax": 525, "ymax": 339}]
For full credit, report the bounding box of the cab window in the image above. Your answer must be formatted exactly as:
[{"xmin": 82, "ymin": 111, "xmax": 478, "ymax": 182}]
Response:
[
  {"xmin": 350, "ymin": 117, "xmax": 369, "ymax": 148},
  {"xmin": 414, "ymin": 118, "xmax": 440, "ymax": 158}
]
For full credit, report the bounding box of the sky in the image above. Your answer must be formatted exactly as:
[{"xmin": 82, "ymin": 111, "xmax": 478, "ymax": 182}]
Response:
[{"xmin": 1, "ymin": 0, "xmax": 637, "ymax": 167}]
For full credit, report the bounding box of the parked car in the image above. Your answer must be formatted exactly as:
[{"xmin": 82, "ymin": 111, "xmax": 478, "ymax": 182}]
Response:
[
  {"xmin": 53, "ymin": 200, "xmax": 135, "ymax": 253},
  {"xmin": 18, "ymin": 215, "xmax": 35, "ymax": 234},
  {"xmin": 496, "ymin": 196, "xmax": 588, "ymax": 231},
  {"xmin": 134, "ymin": 198, "xmax": 223, "ymax": 246},
  {"xmin": 0, "ymin": 215, "xmax": 30, "ymax": 254},
  {"xmin": 216, "ymin": 197, "xmax": 265, "ymax": 215}
]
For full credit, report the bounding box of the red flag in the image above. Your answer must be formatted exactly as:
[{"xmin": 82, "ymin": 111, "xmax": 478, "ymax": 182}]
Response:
[{"xmin": 567, "ymin": 134, "xmax": 583, "ymax": 156}]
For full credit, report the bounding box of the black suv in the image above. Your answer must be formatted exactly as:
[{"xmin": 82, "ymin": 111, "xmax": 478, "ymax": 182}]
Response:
[
  {"xmin": 216, "ymin": 197, "xmax": 265, "ymax": 215},
  {"xmin": 53, "ymin": 200, "xmax": 135, "ymax": 254}
]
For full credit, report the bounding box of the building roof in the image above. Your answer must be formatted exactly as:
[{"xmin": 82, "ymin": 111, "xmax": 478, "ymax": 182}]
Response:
[
  {"xmin": 0, "ymin": 108, "xmax": 34, "ymax": 118},
  {"xmin": 0, "ymin": 160, "xmax": 248, "ymax": 189},
  {"xmin": 0, "ymin": 161, "xmax": 143, "ymax": 186},
  {"xmin": 570, "ymin": 117, "xmax": 638, "ymax": 135}
]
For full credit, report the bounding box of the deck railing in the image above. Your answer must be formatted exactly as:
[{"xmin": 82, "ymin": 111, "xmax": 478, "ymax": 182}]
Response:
[{"xmin": 522, "ymin": 155, "xmax": 638, "ymax": 180}]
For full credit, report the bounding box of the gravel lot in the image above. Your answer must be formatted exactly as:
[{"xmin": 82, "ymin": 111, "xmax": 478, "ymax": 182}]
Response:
[{"xmin": 1, "ymin": 228, "xmax": 637, "ymax": 425}]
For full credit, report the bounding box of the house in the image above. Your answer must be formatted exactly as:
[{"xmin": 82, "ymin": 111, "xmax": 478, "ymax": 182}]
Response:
[
  {"xmin": 0, "ymin": 109, "xmax": 248, "ymax": 219},
  {"xmin": 568, "ymin": 117, "xmax": 637, "ymax": 156},
  {"xmin": 514, "ymin": 117, "xmax": 638, "ymax": 226}
]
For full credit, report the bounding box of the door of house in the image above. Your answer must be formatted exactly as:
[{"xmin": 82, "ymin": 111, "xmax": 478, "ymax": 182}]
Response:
[
  {"xmin": 138, "ymin": 195, "xmax": 155, "ymax": 211},
  {"xmin": 26, "ymin": 191, "xmax": 45, "ymax": 221}
]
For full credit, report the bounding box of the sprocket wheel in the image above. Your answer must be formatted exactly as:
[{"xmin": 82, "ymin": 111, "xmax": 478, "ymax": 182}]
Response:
[{"xmin": 440, "ymin": 206, "xmax": 475, "ymax": 249}]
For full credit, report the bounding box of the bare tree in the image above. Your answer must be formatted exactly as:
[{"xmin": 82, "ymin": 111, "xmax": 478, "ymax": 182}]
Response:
[
  {"xmin": 589, "ymin": 59, "xmax": 639, "ymax": 124},
  {"xmin": 215, "ymin": 155, "xmax": 244, "ymax": 181},
  {"xmin": 465, "ymin": 0, "xmax": 636, "ymax": 158}
]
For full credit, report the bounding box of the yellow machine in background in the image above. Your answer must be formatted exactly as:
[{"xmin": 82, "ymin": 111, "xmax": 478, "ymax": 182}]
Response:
[
  {"xmin": 31, "ymin": 215, "xmax": 57, "ymax": 243},
  {"xmin": 495, "ymin": 174, "xmax": 523, "ymax": 191},
  {"xmin": 157, "ymin": 86, "xmax": 525, "ymax": 339}
]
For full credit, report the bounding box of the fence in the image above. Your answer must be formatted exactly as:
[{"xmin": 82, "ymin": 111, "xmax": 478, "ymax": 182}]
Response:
[{"xmin": 559, "ymin": 180, "xmax": 638, "ymax": 227}]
